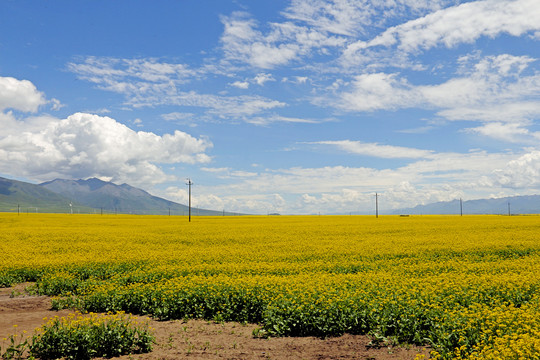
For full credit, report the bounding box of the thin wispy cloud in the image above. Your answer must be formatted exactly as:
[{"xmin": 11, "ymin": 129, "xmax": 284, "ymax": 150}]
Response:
[
  {"xmin": 308, "ymin": 140, "xmax": 434, "ymax": 159},
  {"xmin": 342, "ymin": 0, "xmax": 540, "ymax": 65}
]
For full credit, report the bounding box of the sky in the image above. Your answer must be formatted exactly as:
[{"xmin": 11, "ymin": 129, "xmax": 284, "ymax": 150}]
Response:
[{"xmin": 1, "ymin": 0, "xmax": 540, "ymax": 215}]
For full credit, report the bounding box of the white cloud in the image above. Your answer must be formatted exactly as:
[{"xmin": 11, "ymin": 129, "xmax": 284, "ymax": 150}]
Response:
[
  {"xmin": 311, "ymin": 140, "xmax": 434, "ymax": 158},
  {"xmin": 254, "ymin": 73, "xmax": 275, "ymax": 85},
  {"xmin": 338, "ymin": 72, "xmax": 417, "ymax": 111},
  {"xmin": 180, "ymin": 147, "xmax": 524, "ymax": 214},
  {"xmin": 69, "ymin": 56, "xmax": 286, "ymax": 120},
  {"xmin": 220, "ymin": 12, "xmax": 300, "ymax": 69},
  {"xmin": 220, "ymin": 11, "xmax": 345, "ymax": 69},
  {"xmin": 246, "ymin": 114, "xmax": 321, "ymax": 126},
  {"xmin": 200, "ymin": 167, "xmax": 258, "ymax": 178},
  {"xmin": 344, "ymin": 0, "xmax": 540, "ymax": 59},
  {"xmin": 204, "ymin": 96, "xmax": 285, "ymax": 117},
  {"xmin": 68, "ymin": 57, "xmax": 195, "ymax": 85},
  {"xmin": 219, "ymin": 0, "xmax": 456, "ymax": 71},
  {"xmin": 493, "ymin": 150, "xmax": 540, "ymax": 188},
  {"xmin": 0, "ymin": 76, "xmax": 47, "ymax": 112},
  {"xmin": 334, "ymin": 54, "xmax": 540, "ymax": 141},
  {"xmin": 282, "ymin": 0, "xmax": 373, "ymax": 37},
  {"xmin": 160, "ymin": 185, "xmax": 281, "ymax": 214},
  {"xmin": 464, "ymin": 122, "xmax": 535, "ymax": 143},
  {"xmin": 0, "ymin": 112, "xmax": 212, "ymax": 186},
  {"xmin": 161, "ymin": 112, "xmax": 195, "ymax": 121},
  {"xmin": 231, "ymin": 80, "xmax": 250, "ymax": 89},
  {"xmin": 49, "ymin": 98, "xmax": 65, "ymax": 111},
  {"xmin": 282, "ymin": 0, "xmax": 451, "ymax": 37},
  {"xmin": 201, "ymin": 167, "xmax": 230, "ymax": 173}
]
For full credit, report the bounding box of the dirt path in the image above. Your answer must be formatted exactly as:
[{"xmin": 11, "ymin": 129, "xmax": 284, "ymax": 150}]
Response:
[
  {"xmin": 0, "ymin": 284, "xmax": 431, "ymax": 359},
  {"xmin": 0, "ymin": 283, "xmax": 72, "ymax": 339}
]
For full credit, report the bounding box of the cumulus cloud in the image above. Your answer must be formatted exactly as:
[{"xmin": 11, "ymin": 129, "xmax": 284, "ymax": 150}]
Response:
[
  {"xmin": 0, "ymin": 76, "xmax": 47, "ymax": 112},
  {"xmin": 0, "ymin": 112, "xmax": 212, "ymax": 186},
  {"xmin": 493, "ymin": 150, "xmax": 540, "ymax": 188}
]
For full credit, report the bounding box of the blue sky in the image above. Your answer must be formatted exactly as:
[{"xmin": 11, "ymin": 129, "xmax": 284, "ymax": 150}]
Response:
[{"xmin": 1, "ymin": 0, "xmax": 540, "ymax": 214}]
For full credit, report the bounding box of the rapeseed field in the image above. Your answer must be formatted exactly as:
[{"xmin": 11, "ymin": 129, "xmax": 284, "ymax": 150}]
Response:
[{"xmin": 2, "ymin": 213, "xmax": 540, "ymax": 359}]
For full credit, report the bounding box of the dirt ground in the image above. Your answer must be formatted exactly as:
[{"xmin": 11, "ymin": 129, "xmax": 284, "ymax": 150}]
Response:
[{"xmin": 0, "ymin": 284, "xmax": 431, "ymax": 359}]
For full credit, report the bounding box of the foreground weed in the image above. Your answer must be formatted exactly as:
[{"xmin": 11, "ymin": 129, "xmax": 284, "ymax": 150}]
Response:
[
  {"xmin": 29, "ymin": 311, "xmax": 154, "ymax": 360},
  {"xmin": 0, "ymin": 326, "xmax": 28, "ymax": 360}
]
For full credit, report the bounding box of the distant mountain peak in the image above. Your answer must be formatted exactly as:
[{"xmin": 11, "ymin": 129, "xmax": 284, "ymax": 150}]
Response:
[
  {"xmin": 36, "ymin": 176, "xmax": 232, "ymax": 216},
  {"xmin": 0, "ymin": 175, "xmax": 241, "ymax": 216},
  {"xmin": 76, "ymin": 177, "xmax": 109, "ymax": 191}
]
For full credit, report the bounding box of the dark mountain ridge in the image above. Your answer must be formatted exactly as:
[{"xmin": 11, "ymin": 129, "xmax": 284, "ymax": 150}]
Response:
[
  {"xmin": 0, "ymin": 176, "xmax": 238, "ymax": 215},
  {"xmin": 39, "ymin": 178, "xmax": 234, "ymax": 216},
  {"xmin": 0, "ymin": 177, "xmax": 93, "ymax": 213}
]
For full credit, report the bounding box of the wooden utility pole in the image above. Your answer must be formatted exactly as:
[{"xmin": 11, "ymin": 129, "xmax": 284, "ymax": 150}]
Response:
[
  {"xmin": 186, "ymin": 178, "xmax": 193, "ymax": 222},
  {"xmin": 460, "ymin": 198, "xmax": 463, "ymax": 216},
  {"xmin": 375, "ymin": 192, "xmax": 379, "ymax": 218}
]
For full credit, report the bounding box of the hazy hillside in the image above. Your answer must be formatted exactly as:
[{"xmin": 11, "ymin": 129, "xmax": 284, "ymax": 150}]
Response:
[
  {"xmin": 392, "ymin": 195, "xmax": 540, "ymax": 215},
  {"xmin": 40, "ymin": 178, "xmax": 236, "ymax": 216}
]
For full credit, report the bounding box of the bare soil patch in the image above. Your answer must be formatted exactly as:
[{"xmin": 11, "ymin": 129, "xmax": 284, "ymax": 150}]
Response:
[
  {"xmin": 0, "ymin": 284, "xmax": 430, "ymax": 359},
  {"xmin": 0, "ymin": 283, "xmax": 72, "ymax": 339}
]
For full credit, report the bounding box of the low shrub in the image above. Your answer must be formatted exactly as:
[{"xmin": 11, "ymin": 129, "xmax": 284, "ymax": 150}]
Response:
[{"xmin": 29, "ymin": 311, "xmax": 154, "ymax": 360}]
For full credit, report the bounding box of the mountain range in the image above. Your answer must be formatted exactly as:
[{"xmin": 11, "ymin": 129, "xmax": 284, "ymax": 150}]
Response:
[
  {"xmin": 2, "ymin": 175, "xmax": 540, "ymax": 215},
  {"xmin": 392, "ymin": 195, "xmax": 540, "ymax": 215},
  {"xmin": 0, "ymin": 176, "xmax": 236, "ymax": 216},
  {"xmin": 0, "ymin": 177, "xmax": 95, "ymax": 214}
]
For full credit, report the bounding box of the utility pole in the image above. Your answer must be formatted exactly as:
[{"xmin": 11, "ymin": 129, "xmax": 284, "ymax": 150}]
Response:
[
  {"xmin": 17, "ymin": 204, "xmax": 19, "ymax": 216},
  {"xmin": 375, "ymin": 192, "xmax": 379, "ymax": 218},
  {"xmin": 508, "ymin": 202, "xmax": 511, "ymax": 216},
  {"xmin": 186, "ymin": 178, "xmax": 193, "ymax": 222},
  {"xmin": 460, "ymin": 198, "xmax": 463, "ymax": 216}
]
